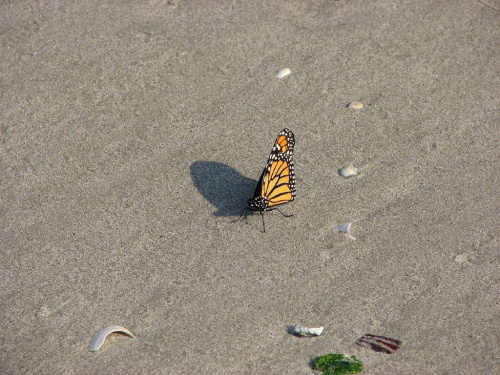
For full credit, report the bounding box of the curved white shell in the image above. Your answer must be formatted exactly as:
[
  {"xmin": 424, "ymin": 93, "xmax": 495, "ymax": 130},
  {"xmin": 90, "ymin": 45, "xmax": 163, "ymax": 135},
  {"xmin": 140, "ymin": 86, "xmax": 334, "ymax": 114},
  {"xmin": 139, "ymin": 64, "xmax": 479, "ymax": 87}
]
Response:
[
  {"xmin": 339, "ymin": 165, "xmax": 361, "ymax": 178},
  {"xmin": 334, "ymin": 222, "xmax": 356, "ymax": 240},
  {"xmin": 89, "ymin": 325, "xmax": 135, "ymax": 352},
  {"xmin": 276, "ymin": 68, "xmax": 291, "ymax": 78},
  {"xmin": 290, "ymin": 324, "xmax": 324, "ymax": 336}
]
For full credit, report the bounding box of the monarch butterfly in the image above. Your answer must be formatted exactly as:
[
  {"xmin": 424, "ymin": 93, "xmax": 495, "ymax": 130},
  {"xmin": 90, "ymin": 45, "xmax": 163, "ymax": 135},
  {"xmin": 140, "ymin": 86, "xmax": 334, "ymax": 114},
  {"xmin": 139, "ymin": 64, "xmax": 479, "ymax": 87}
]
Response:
[{"xmin": 239, "ymin": 128, "xmax": 296, "ymax": 232}]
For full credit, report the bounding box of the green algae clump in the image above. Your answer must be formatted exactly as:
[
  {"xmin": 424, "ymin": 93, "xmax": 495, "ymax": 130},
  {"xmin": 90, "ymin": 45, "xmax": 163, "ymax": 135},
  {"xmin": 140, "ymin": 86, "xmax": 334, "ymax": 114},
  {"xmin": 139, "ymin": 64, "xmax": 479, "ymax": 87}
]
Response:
[{"xmin": 312, "ymin": 353, "xmax": 363, "ymax": 375}]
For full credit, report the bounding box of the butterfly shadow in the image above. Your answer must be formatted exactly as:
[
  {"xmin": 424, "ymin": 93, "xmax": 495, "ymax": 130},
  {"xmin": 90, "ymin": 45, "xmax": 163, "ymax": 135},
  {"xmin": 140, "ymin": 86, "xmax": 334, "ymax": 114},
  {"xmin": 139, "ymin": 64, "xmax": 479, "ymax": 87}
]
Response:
[{"xmin": 190, "ymin": 161, "xmax": 256, "ymax": 217}]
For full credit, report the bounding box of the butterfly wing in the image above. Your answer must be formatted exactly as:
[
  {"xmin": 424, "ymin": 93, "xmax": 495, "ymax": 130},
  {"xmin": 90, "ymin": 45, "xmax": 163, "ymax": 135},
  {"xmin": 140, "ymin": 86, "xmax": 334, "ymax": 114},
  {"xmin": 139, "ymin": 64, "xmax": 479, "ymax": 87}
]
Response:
[{"xmin": 248, "ymin": 128, "xmax": 296, "ymax": 211}]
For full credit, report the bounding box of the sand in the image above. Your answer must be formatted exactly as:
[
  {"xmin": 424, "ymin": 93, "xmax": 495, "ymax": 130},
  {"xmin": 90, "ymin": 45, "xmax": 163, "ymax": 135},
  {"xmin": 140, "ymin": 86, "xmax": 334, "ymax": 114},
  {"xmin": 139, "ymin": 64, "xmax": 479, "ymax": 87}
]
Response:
[{"xmin": 1, "ymin": 1, "xmax": 499, "ymax": 374}]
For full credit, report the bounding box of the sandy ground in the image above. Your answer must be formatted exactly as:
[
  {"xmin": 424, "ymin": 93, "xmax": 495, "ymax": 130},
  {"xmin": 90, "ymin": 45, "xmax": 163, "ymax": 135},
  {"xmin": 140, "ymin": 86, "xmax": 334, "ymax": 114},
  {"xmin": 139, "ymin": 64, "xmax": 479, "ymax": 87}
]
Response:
[{"xmin": 1, "ymin": 1, "xmax": 499, "ymax": 374}]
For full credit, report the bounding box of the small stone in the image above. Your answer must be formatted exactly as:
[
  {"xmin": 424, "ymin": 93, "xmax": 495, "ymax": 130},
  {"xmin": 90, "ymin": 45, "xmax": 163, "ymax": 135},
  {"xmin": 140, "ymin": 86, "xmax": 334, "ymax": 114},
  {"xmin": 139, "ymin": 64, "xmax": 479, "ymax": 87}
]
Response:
[
  {"xmin": 339, "ymin": 165, "xmax": 361, "ymax": 178},
  {"xmin": 347, "ymin": 102, "xmax": 364, "ymax": 109},
  {"xmin": 276, "ymin": 68, "xmax": 291, "ymax": 78}
]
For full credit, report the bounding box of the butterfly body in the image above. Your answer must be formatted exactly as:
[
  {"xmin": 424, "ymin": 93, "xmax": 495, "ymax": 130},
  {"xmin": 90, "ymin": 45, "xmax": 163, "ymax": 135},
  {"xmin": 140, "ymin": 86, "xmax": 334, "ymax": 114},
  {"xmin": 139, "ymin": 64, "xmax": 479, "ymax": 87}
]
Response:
[{"xmin": 241, "ymin": 128, "xmax": 296, "ymax": 231}]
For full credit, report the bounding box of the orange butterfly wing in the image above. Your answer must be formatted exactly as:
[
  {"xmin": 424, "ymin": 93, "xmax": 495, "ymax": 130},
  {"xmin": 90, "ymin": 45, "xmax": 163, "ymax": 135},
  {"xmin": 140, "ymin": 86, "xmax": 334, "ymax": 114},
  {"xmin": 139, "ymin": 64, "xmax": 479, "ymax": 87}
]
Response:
[{"xmin": 247, "ymin": 129, "xmax": 296, "ymax": 212}]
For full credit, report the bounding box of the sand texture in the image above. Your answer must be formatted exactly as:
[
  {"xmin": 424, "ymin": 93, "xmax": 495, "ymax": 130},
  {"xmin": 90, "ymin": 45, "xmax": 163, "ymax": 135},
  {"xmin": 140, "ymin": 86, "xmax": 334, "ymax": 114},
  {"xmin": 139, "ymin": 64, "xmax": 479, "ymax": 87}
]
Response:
[{"xmin": 1, "ymin": 1, "xmax": 499, "ymax": 374}]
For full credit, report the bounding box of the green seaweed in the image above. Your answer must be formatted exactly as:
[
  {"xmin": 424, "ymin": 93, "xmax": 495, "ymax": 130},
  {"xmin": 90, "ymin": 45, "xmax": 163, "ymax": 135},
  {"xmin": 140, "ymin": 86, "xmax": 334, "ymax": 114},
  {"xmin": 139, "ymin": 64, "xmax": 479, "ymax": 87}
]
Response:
[{"xmin": 312, "ymin": 353, "xmax": 363, "ymax": 375}]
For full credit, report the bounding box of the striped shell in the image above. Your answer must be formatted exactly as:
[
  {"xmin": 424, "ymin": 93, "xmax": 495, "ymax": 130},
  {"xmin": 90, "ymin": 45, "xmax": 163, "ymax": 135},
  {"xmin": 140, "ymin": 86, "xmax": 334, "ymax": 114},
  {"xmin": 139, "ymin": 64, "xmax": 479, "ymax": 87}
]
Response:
[{"xmin": 290, "ymin": 324, "xmax": 324, "ymax": 337}]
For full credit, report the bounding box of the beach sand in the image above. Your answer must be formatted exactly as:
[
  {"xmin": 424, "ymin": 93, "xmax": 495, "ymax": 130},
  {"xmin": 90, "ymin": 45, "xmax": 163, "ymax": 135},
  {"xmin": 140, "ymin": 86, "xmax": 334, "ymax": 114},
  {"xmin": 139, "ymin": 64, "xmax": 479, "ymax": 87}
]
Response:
[{"xmin": 1, "ymin": 1, "xmax": 499, "ymax": 373}]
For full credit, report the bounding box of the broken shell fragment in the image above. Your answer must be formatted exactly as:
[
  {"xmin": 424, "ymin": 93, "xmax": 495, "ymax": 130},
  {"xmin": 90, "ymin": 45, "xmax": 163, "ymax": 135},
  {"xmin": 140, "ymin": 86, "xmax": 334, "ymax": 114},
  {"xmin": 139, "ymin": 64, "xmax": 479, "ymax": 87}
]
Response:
[
  {"xmin": 276, "ymin": 68, "xmax": 291, "ymax": 78},
  {"xmin": 89, "ymin": 325, "xmax": 135, "ymax": 352},
  {"xmin": 356, "ymin": 334, "xmax": 402, "ymax": 354},
  {"xmin": 454, "ymin": 253, "xmax": 469, "ymax": 264},
  {"xmin": 289, "ymin": 324, "xmax": 324, "ymax": 337},
  {"xmin": 347, "ymin": 101, "xmax": 364, "ymax": 109},
  {"xmin": 339, "ymin": 165, "xmax": 361, "ymax": 178},
  {"xmin": 334, "ymin": 222, "xmax": 356, "ymax": 240}
]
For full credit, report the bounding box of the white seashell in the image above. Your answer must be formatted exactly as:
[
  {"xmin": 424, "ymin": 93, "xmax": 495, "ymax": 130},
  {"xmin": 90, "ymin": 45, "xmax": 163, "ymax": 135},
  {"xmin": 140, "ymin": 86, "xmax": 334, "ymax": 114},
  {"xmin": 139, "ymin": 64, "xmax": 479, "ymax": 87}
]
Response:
[
  {"xmin": 454, "ymin": 253, "xmax": 469, "ymax": 264},
  {"xmin": 89, "ymin": 325, "xmax": 135, "ymax": 352},
  {"xmin": 290, "ymin": 324, "xmax": 324, "ymax": 337},
  {"xmin": 276, "ymin": 68, "xmax": 291, "ymax": 78},
  {"xmin": 339, "ymin": 165, "xmax": 361, "ymax": 178},
  {"xmin": 334, "ymin": 222, "xmax": 356, "ymax": 240},
  {"xmin": 347, "ymin": 101, "xmax": 364, "ymax": 109}
]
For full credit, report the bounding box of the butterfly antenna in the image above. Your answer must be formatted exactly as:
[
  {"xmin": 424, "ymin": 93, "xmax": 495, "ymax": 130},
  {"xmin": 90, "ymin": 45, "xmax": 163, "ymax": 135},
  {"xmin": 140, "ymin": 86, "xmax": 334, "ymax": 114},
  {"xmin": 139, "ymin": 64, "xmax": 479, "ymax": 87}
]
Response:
[{"xmin": 260, "ymin": 210, "xmax": 266, "ymax": 233}]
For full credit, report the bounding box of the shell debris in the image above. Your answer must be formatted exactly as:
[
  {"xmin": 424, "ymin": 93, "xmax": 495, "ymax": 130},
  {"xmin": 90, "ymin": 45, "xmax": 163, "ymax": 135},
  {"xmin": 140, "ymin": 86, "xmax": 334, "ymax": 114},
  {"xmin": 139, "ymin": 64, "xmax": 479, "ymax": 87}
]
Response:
[
  {"xmin": 356, "ymin": 334, "xmax": 402, "ymax": 354},
  {"xmin": 339, "ymin": 165, "xmax": 361, "ymax": 178},
  {"xmin": 89, "ymin": 325, "xmax": 135, "ymax": 352},
  {"xmin": 289, "ymin": 324, "xmax": 324, "ymax": 337},
  {"xmin": 334, "ymin": 222, "xmax": 356, "ymax": 240},
  {"xmin": 454, "ymin": 253, "xmax": 470, "ymax": 264},
  {"xmin": 347, "ymin": 102, "xmax": 364, "ymax": 109},
  {"xmin": 276, "ymin": 68, "xmax": 291, "ymax": 78}
]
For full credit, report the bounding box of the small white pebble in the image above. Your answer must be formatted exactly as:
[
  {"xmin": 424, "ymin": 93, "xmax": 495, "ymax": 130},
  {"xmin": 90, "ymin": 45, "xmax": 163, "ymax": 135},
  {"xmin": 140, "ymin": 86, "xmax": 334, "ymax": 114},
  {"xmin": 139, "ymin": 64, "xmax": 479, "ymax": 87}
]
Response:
[
  {"xmin": 347, "ymin": 102, "xmax": 364, "ymax": 109},
  {"xmin": 276, "ymin": 68, "xmax": 291, "ymax": 78}
]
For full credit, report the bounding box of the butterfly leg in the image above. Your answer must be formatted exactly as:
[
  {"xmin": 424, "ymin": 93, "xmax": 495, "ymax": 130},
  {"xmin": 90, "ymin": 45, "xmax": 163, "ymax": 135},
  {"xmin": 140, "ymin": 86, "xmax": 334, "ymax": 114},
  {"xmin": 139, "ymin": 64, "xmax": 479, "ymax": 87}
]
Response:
[
  {"xmin": 260, "ymin": 210, "xmax": 266, "ymax": 233},
  {"xmin": 276, "ymin": 208, "xmax": 293, "ymax": 218},
  {"xmin": 233, "ymin": 207, "xmax": 252, "ymax": 224}
]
